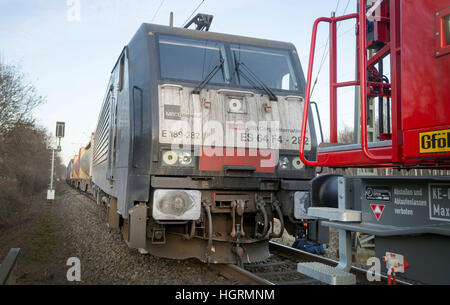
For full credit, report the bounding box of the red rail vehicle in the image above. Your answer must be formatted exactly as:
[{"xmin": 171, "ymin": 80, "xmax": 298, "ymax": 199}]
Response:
[{"xmin": 297, "ymin": 0, "xmax": 450, "ymax": 284}]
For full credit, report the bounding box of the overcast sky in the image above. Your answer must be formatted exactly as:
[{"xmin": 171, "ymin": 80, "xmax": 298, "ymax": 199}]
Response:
[{"xmin": 0, "ymin": 0, "xmax": 359, "ymax": 165}]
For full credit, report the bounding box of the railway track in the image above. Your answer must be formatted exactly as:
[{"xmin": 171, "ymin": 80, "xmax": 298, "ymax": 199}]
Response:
[
  {"xmin": 76, "ymin": 188, "xmax": 96, "ymax": 203},
  {"xmin": 71, "ymin": 185, "xmax": 411, "ymax": 285},
  {"xmin": 213, "ymin": 241, "xmax": 413, "ymax": 285}
]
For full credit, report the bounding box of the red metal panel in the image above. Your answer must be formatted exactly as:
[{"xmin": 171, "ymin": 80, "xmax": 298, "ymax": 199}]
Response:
[
  {"xmin": 317, "ymin": 146, "xmax": 450, "ymax": 169},
  {"xmin": 403, "ymin": 125, "xmax": 450, "ymax": 159},
  {"xmin": 300, "ymin": 0, "xmax": 450, "ymax": 168},
  {"xmin": 199, "ymin": 148, "xmax": 276, "ymax": 173},
  {"xmin": 401, "ymin": 0, "xmax": 450, "ymax": 133},
  {"xmin": 317, "ymin": 146, "xmax": 395, "ymax": 167}
]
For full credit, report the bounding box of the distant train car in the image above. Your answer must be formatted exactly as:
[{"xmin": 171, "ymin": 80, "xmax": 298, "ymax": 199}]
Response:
[
  {"xmin": 66, "ymin": 160, "xmax": 73, "ymax": 181},
  {"xmin": 72, "ymin": 155, "xmax": 79, "ymax": 179},
  {"xmin": 78, "ymin": 147, "xmax": 90, "ymax": 179},
  {"xmin": 69, "ymin": 134, "xmax": 94, "ymax": 192},
  {"xmin": 71, "ymin": 18, "xmax": 321, "ymax": 264}
]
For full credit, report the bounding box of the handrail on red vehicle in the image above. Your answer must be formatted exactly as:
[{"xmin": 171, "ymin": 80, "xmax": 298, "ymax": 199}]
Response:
[
  {"xmin": 357, "ymin": 1, "xmax": 392, "ymax": 163},
  {"xmin": 299, "ymin": 0, "xmax": 392, "ymax": 167}
]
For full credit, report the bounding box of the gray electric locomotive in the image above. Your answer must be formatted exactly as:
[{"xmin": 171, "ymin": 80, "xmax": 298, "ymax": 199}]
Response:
[{"xmin": 91, "ymin": 15, "xmax": 321, "ymax": 264}]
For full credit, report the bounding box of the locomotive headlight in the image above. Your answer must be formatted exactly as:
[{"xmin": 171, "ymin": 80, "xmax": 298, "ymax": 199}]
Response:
[
  {"xmin": 278, "ymin": 156, "xmax": 290, "ymax": 169},
  {"xmin": 179, "ymin": 151, "xmax": 193, "ymax": 166},
  {"xmin": 292, "ymin": 157, "xmax": 304, "ymax": 169},
  {"xmin": 227, "ymin": 97, "xmax": 245, "ymax": 113},
  {"xmin": 162, "ymin": 150, "xmax": 178, "ymax": 166},
  {"xmin": 152, "ymin": 189, "xmax": 201, "ymax": 220},
  {"xmin": 229, "ymin": 98, "xmax": 242, "ymax": 112}
]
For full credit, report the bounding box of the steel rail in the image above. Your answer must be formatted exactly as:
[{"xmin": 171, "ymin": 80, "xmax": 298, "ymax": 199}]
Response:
[
  {"xmin": 269, "ymin": 241, "xmax": 412, "ymax": 285},
  {"xmin": 0, "ymin": 248, "xmax": 20, "ymax": 285},
  {"xmin": 210, "ymin": 264, "xmax": 274, "ymax": 285},
  {"xmin": 69, "ymin": 184, "xmax": 412, "ymax": 285}
]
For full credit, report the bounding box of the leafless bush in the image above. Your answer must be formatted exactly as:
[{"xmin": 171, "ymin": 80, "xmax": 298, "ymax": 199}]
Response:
[
  {"xmin": 0, "ymin": 60, "xmax": 64, "ymax": 199},
  {"xmin": 0, "ymin": 179, "xmax": 23, "ymax": 228},
  {"xmin": 2, "ymin": 123, "xmax": 54, "ymax": 195}
]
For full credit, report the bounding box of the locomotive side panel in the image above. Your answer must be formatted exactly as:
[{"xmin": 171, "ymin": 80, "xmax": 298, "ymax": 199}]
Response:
[
  {"xmin": 92, "ymin": 78, "xmax": 113, "ymax": 194},
  {"xmin": 125, "ymin": 24, "xmax": 158, "ymax": 212},
  {"xmin": 92, "ymin": 48, "xmax": 133, "ymax": 217},
  {"xmin": 112, "ymin": 49, "xmax": 132, "ymax": 217}
]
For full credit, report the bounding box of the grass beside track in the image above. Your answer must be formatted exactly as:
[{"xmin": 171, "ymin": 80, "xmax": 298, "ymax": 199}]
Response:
[{"xmin": 26, "ymin": 213, "xmax": 58, "ymax": 264}]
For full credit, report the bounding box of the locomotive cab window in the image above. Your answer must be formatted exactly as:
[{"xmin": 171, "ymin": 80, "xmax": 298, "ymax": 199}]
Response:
[
  {"xmin": 230, "ymin": 44, "xmax": 299, "ymax": 91},
  {"xmin": 158, "ymin": 35, "xmax": 230, "ymax": 84}
]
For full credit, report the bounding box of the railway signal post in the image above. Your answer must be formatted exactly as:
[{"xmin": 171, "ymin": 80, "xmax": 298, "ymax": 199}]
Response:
[{"xmin": 47, "ymin": 122, "xmax": 65, "ymax": 201}]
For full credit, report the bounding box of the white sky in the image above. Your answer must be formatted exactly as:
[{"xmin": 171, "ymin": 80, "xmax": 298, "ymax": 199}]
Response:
[{"xmin": 0, "ymin": 0, "xmax": 360, "ymax": 165}]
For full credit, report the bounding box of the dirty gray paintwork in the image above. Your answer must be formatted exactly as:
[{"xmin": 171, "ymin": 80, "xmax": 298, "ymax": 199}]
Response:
[
  {"xmin": 92, "ymin": 48, "xmax": 131, "ymax": 217},
  {"xmin": 91, "ymin": 23, "xmax": 317, "ymax": 219},
  {"xmin": 158, "ymin": 85, "xmax": 311, "ymax": 152}
]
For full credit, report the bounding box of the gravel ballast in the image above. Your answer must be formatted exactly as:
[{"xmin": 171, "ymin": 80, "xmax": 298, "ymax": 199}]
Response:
[
  {"xmin": 58, "ymin": 184, "xmax": 232, "ymax": 284},
  {"xmin": 4, "ymin": 182, "xmax": 230, "ymax": 285}
]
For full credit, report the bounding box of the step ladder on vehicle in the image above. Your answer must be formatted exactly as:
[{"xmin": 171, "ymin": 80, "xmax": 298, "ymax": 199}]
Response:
[{"xmin": 297, "ymin": 177, "xmax": 359, "ymax": 285}]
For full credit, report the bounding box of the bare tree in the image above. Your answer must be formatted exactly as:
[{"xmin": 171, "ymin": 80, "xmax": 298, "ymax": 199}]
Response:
[
  {"xmin": 338, "ymin": 125, "xmax": 354, "ymax": 144},
  {"xmin": 0, "ymin": 60, "xmax": 64, "ymax": 197},
  {"xmin": 0, "ymin": 62, "xmax": 44, "ymax": 135},
  {"xmin": 320, "ymin": 125, "xmax": 358, "ymax": 175},
  {"xmin": 1, "ymin": 123, "xmax": 52, "ymax": 194}
]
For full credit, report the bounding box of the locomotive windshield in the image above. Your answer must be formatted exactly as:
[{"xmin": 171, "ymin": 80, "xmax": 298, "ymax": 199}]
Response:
[
  {"xmin": 158, "ymin": 35, "xmax": 299, "ymax": 92},
  {"xmin": 159, "ymin": 35, "xmax": 230, "ymax": 84},
  {"xmin": 230, "ymin": 44, "xmax": 299, "ymax": 91}
]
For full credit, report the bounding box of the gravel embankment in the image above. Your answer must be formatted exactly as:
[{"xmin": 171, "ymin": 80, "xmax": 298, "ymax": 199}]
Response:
[
  {"xmin": 56, "ymin": 183, "xmax": 231, "ymax": 284},
  {"xmin": 2, "ymin": 182, "xmax": 230, "ymax": 285}
]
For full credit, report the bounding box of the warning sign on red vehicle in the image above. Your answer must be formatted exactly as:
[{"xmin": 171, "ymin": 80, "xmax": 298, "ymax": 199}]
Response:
[{"xmin": 370, "ymin": 204, "xmax": 386, "ymax": 221}]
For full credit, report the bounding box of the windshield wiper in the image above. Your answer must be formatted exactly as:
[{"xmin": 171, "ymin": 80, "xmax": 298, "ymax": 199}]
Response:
[
  {"xmin": 192, "ymin": 57, "xmax": 225, "ymax": 94},
  {"xmin": 234, "ymin": 53, "xmax": 278, "ymax": 101}
]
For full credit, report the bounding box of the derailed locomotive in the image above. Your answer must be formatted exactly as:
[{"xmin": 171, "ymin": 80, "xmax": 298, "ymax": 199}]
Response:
[{"xmin": 68, "ymin": 20, "xmax": 321, "ymax": 264}]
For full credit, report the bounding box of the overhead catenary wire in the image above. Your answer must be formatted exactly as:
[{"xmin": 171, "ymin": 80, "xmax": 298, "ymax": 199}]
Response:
[
  {"xmin": 182, "ymin": 0, "xmax": 206, "ymax": 27},
  {"xmin": 300, "ymin": 25, "xmax": 355, "ymax": 61},
  {"xmin": 151, "ymin": 0, "xmax": 166, "ymax": 23},
  {"xmin": 310, "ymin": 0, "xmax": 352, "ymax": 97}
]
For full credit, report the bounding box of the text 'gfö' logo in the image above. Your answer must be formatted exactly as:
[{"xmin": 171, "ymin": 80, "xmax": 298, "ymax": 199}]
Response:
[{"xmin": 419, "ymin": 129, "xmax": 450, "ymax": 154}]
